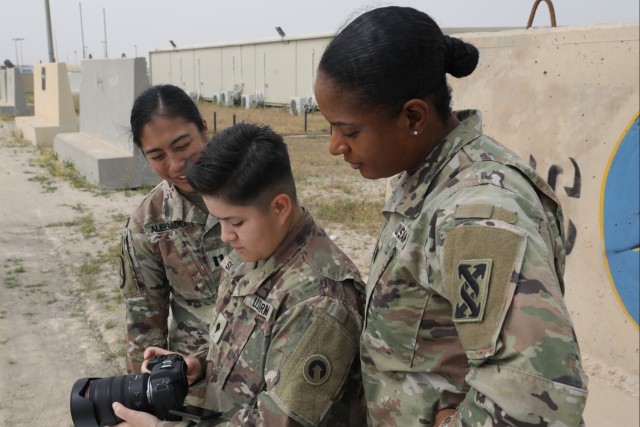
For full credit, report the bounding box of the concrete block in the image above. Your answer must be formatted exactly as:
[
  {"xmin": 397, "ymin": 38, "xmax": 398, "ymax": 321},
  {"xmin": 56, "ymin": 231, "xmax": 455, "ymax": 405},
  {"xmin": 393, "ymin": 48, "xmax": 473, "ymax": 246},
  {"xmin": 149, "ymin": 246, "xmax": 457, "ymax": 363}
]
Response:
[
  {"xmin": 53, "ymin": 131, "xmax": 156, "ymax": 189},
  {"xmin": 15, "ymin": 62, "xmax": 79, "ymax": 147},
  {"xmin": 53, "ymin": 58, "xmax": 158, "ymax": 189},
  {"xmin": 0, "ymin": 67, "xmax": 33, "ymax": 116}
]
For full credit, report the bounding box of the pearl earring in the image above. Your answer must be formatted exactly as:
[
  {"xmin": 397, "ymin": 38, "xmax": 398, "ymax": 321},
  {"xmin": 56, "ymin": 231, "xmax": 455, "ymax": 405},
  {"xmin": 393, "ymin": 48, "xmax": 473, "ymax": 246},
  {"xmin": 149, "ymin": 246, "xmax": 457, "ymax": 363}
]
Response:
[{"xmin": 412, "ymin": 130, "xmax": 418, "ymax": 136}]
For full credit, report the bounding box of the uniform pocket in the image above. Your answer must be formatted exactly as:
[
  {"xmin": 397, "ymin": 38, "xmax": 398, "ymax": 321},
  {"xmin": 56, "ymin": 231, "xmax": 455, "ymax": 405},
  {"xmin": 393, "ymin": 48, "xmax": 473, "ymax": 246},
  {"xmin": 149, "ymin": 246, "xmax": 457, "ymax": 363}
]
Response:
[
  {"xmin": 207, "ymin": 313, "xmax": 266, "ymax": 409},
  {"xmin": 120, "ymin": 230, "xmax": 145, "ymax": 297},
  {"xmin": 170, "ymin": 233, "xmax": 218, "ymax": 300},
  {"xmin": 362, "ymin": 241, "xmax": 429, "ymax": 369}
]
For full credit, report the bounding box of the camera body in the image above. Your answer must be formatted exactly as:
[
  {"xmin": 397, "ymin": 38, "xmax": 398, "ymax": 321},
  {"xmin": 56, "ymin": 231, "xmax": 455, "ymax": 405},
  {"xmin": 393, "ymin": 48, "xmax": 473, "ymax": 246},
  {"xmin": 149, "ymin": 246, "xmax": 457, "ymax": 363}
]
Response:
[{"xmin": 70, "ymin": 353, "xmax": 189, "ymax": 427}]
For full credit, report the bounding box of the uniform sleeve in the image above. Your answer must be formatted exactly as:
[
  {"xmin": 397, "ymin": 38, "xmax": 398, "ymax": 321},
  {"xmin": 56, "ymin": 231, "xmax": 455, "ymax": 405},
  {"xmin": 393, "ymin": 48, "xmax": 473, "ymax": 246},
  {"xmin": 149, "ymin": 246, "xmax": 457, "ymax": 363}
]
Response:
[
  {"xmin": 434, "ymin": 186, "xmax": 588, "ymax": 426},
  {"xmin": 120, "ymin": 219, "xmax": 171, "ymax": 373},
  {"xmin": 216, "ymin": 294, "xmax": 362, "ymax": 427}
]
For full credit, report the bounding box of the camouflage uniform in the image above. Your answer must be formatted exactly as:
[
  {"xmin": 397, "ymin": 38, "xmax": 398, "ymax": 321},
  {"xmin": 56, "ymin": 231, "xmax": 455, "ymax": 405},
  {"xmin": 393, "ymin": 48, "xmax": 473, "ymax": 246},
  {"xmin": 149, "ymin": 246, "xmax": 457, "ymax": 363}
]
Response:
[
  {"xmin": 361, "ymin": 110, "xmax": 588, "ymax": 426},
  {"xmin": 120, "ymin": 180, "xmax": 229, "ymax": 374},
  {"xmin": 159, "ymin": 209, "xmax": 366, "ymax": 427}
]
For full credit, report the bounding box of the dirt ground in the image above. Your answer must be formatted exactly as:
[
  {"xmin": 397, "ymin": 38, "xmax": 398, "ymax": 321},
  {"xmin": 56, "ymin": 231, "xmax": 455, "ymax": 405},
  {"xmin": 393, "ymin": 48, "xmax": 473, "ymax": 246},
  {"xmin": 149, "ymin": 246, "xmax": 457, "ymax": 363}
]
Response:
[{"xmin": 0, "ymin": 119, "xmax": 637, "ymax": 426}]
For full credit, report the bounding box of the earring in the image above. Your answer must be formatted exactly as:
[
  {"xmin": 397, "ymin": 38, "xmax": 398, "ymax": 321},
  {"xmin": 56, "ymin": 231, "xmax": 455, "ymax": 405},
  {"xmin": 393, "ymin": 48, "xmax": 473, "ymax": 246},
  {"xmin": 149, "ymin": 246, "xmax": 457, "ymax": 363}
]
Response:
[{"xmin": 412, "ymin": 130, "xmax": 418, "ymax": 136}]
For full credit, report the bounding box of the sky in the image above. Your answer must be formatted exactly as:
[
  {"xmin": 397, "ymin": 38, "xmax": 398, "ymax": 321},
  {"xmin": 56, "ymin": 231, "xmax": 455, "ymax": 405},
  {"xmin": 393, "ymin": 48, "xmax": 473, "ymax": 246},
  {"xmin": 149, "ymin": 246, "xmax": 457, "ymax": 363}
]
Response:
[{"xmin": 1, "ymin": 0, "xmax": 638, "ymax": 67}]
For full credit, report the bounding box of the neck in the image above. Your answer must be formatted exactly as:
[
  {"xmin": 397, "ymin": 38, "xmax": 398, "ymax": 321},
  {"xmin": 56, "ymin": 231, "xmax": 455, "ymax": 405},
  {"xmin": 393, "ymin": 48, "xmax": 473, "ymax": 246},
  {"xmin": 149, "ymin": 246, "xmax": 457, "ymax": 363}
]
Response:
[{"xmin": 408, "ymin": 112, "xmax": 460, "ymax": 175}]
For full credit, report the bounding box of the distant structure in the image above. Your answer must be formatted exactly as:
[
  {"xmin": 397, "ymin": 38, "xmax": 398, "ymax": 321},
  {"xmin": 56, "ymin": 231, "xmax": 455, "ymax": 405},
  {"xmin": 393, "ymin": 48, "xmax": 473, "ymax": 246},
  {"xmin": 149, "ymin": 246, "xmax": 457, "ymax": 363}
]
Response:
[{"xmin": 53, "ymin": 58, "xmax": 158, "ymax": 189}]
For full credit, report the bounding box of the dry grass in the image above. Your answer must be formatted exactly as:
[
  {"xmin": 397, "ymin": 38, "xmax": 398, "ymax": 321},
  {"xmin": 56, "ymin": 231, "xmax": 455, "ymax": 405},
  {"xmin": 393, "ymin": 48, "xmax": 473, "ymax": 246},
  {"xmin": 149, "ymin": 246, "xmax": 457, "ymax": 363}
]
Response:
[
  {"xmin": 198, "ymin": 101, "xmax": 330, "ymax": 135},
  {"xmin": 196, "ymin": 102, "xmax": 387, "ymax": 237}
]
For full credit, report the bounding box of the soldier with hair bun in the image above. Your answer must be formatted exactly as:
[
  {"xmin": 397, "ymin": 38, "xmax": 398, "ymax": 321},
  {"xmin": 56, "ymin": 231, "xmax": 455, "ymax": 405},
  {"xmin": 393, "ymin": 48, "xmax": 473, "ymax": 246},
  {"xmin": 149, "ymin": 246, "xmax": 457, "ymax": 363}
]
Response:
[
  {"xmin": 314, "ymin": 6, "xmax": 588, "ymax": 427},
  {"xmin": 121, "ymin": 84, "xmax": 230, "ymax": 406}
]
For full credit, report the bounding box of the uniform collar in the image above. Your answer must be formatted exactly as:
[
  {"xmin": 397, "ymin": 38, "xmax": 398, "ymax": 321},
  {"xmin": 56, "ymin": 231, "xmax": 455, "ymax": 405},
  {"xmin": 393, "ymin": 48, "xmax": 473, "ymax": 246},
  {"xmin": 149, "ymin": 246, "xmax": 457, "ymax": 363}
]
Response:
[
  {"xmin": 385, "ymin": 109, "xmax": 483, "ymax": 218},
  {"xmin": 231, "ymin": 208, "xmax": 315, "ymax": 297},
  {"xmin": 160, "ymin": 180, "xmax": 216, "ymax": 227}
]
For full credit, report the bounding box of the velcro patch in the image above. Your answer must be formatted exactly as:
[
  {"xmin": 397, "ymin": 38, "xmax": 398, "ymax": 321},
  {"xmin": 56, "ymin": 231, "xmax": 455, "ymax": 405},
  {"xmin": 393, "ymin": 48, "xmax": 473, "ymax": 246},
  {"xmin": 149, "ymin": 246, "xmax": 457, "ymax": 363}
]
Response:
[
  {"xmin": 244, "ymin": 295, "xmax": 273, "ymax": 320},
  {"xmin": 453, "ymin": 259, "xmax": 492, "ymax": 323},
  {"xmin": 443, "ymin": 225, "xmax": 525, "ymax": 356}
]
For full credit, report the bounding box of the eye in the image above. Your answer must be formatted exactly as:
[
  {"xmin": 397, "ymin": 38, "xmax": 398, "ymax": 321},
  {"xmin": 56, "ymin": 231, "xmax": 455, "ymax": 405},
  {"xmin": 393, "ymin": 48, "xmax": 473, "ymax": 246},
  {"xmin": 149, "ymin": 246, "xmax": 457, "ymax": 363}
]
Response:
[
  {"xmin": 231, "ymin": 221, "xmax": 244, "ymax": 227},
  {"xmin": 175, "ymin": 141, "xmax": 191, "ymax": 151},
  {"xmin": 343, "ymin": 130, "xmax": 358, "ymax": 138},
  {"xmin": 149, "ymin": 153, "xmax": 165, "ymax": 161}
]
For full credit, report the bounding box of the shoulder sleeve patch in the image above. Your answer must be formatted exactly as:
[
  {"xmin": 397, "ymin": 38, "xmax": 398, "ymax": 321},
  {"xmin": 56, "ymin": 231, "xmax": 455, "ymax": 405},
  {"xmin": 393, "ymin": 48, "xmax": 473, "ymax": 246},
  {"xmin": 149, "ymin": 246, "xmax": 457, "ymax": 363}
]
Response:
[
  {"xmin": 272, "ymin": 310, "xmax": 358, "ymax": 425},
  {"xmin": 443, "ymin": 225, "xmax": 526, "ymax": 357}
]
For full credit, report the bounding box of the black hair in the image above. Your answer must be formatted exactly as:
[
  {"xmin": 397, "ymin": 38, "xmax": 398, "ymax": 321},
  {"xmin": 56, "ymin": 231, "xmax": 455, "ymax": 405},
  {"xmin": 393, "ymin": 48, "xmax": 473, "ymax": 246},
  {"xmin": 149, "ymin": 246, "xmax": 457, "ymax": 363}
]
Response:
[
  {"xmin": 317, "ymin": 6, "xmax": 479, "ymax": 121},
  {"xmin": 130, "ymin": 84, "xmax": 205, "ymax": 149},
  {"xmin": 185, "ymin": 123, "xmax": 297, "ymax": 210}
]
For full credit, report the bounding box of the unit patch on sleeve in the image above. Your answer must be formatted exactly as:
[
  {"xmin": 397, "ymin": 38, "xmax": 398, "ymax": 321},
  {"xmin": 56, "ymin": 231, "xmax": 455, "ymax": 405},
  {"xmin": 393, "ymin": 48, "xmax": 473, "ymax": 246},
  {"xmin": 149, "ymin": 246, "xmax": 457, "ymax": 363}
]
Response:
[
  {"xmin": 453, "ymin": 259, "xmax": 492, "ymax": 323},
  {"xmin": 442, "ymin": 225, "xmax": 526, "ymax": 355},
  {"xmin": 303, "ymin": 355, "xmax": 331, "ymax": 386}
]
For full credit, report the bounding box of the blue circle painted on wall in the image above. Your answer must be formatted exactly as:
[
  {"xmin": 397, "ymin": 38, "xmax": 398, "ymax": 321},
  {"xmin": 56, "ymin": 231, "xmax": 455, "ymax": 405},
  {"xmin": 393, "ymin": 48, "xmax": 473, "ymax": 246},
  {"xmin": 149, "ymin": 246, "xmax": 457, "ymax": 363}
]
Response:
[{"xmin": 603, "ymin": 114, "xmax": 639, "ymax": 327}]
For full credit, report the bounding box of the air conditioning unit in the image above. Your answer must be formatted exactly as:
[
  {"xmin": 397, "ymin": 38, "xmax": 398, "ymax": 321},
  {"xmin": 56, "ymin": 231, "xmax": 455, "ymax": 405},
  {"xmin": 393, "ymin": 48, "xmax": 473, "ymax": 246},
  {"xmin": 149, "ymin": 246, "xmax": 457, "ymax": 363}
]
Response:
[
  {"xmin": 289, "ymin": 96, "xmax": 310, "ymax": 115},
  {"xmin": 241, "ymin": 94, "xmax": 256, "ymax": 109},
  {"xmin": 290, "ymin": 96, "xmax": 318, "ymax": 115},
  {"xmin": 211, "ymin": 92, "xmax": 222, "ymax": 104},
  {"xmin": 220, "ymin": 90, "xmax": 236, "ymax": 106}
]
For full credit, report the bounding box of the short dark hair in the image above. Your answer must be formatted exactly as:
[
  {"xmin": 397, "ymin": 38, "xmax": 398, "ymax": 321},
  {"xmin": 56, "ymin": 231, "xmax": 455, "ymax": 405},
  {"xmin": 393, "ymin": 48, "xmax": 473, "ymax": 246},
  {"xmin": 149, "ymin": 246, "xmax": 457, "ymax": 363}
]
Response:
[
  {"xmin": 185, "ymin": 123, "xmax": 297, "ymax": 210},
  {"xmin": 317, "ymin": 6, "xmax": 479, "ymax": 121},
  {"xmin": 130, "ymin": 84, "xmax": 204, "ymax": 149}
]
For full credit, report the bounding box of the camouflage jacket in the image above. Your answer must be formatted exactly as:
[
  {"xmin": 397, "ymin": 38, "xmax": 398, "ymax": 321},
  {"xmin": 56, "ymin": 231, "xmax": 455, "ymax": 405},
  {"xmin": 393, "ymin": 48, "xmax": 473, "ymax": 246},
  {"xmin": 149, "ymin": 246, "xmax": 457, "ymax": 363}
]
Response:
[
  {"xmin": 160, "ymin": 209, "xmax": 366, "ymax": 427},
  {"xmin": 120, "ymin": 180, "xmax": 229, "ymax": 373},
  {"xmin": 361, "ymin": 110, "xmax": 588, "ymax": 427}
]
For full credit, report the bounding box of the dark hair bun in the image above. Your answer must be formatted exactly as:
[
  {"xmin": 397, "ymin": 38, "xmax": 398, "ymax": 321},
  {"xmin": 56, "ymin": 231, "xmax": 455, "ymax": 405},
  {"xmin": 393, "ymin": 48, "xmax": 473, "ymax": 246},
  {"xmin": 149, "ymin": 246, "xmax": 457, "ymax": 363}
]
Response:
[{"xmin": 443, "ymin": 35, "xmax": 479, "ymax": 78}]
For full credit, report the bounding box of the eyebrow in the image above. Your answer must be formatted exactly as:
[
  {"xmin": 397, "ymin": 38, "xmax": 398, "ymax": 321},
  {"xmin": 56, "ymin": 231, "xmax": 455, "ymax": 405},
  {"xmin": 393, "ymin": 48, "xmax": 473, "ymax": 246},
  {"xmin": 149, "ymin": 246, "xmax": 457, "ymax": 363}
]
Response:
[
  {"xmin": 328, "ymin": 121, "xmax": 353, "ymax": 127},
  {"xmin": 144, "ymin": 133, "xmax": 190, "ymax": 156}
]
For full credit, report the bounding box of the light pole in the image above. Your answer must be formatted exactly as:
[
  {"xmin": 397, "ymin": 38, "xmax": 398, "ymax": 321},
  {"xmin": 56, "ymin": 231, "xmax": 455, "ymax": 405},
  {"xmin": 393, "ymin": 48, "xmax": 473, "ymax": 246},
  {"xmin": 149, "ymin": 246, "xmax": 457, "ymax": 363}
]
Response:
[{"xmin": 12, "ymin": 37, "xmax": 24, "ymax": 66}]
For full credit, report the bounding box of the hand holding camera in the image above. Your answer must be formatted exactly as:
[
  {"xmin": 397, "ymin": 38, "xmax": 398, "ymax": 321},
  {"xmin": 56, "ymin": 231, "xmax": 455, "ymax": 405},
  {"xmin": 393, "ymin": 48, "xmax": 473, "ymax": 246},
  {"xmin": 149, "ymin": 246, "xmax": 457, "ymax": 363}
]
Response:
[{"xmin": 70, "ymin": 352, "xmax": 189, "ymax": 427}]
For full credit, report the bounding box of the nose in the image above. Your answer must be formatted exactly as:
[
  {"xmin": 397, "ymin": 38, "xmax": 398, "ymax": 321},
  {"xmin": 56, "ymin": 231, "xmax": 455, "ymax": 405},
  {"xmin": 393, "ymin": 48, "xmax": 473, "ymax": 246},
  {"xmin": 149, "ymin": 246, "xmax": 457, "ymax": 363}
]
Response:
[
  {"xmin": 168, "ymin": 153, "xmax": 186, "ymax": 176},
  {"xmin": 328, "ymin": 129, "xmax": 349, "ymax": 156},
  {"xmin": 220, "ymin": 223, "xmax": 237, "ymax": 243}
]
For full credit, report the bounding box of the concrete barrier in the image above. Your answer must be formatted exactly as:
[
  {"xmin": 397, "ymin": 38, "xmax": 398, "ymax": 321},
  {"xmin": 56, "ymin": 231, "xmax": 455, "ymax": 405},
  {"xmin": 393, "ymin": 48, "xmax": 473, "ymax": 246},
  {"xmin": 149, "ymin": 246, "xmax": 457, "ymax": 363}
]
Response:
[
  {"xmin": 0, "ymin": 67, "xmax": 33, "ymax": 116},
  {"xmin": 53, "ymin": 58, "xmax": 158, "ymax": 189},
  {"xmin": 15, "ymin": 63, "xmax": 79, "ymax": 147},
  {"xmin": 448, "ymin": 23, "xmax": 639, "ymax": 424}
]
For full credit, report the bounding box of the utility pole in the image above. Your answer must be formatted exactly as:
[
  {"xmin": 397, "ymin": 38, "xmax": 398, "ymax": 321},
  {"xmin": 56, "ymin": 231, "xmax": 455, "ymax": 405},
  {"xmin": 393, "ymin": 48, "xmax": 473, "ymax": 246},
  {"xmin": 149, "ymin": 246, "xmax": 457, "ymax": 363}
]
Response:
[
  {"xmin": 11, "ymin": 38, "xmax": 23, "ymax": 66},
  {"xmin": 102, "ymin": 8, "xmax": 108, "ymax": 59},
  {"xmin": 44, "ymin": 0, "xmax": 55, "ymax": 62},
  {"xmin": 79, "ymin": 2, "xmax": 86, "ymax": 60}
]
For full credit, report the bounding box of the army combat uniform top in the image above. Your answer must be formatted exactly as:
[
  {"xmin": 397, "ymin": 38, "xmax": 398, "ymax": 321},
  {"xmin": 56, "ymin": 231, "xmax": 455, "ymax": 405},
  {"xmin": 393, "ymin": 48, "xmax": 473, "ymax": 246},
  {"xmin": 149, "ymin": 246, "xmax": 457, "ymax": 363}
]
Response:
[
  {"xmin": 160, "ymin": 209, "xmax": 366, "ymax": 427},
  {"xmin": 120, "ymin": 181, "xmax": 229, "ymax": 373},
  {"xmin": 361, "ymin": 110, "xmax": 588, "ymax": 426}
]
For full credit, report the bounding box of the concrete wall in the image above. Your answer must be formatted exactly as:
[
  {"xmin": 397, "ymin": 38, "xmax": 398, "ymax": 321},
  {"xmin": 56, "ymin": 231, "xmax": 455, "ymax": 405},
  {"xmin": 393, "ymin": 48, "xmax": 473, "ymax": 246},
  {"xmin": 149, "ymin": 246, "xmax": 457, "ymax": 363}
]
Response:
[
  {"xmin": 447, "ymin": 23, "xmax": 639, "ymax": 424},
  {"xmin": 15, "ymin": 62, "xmax": 78, "ymax": 147},
  {"xmin": 53, "ymin": 58, "xmax": 158, "ymax": 189},
  {"xmin": 0, "ymin": 67, "xmax": 32, "ymax": 116}
]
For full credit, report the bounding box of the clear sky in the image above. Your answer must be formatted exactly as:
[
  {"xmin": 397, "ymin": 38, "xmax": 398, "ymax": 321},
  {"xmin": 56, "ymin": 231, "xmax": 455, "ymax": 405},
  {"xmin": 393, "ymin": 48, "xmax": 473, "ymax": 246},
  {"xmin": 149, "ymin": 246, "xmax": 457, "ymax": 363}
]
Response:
[{"xmin": 1, "ymin": 0, "xmax": 638, "ymax": 66}]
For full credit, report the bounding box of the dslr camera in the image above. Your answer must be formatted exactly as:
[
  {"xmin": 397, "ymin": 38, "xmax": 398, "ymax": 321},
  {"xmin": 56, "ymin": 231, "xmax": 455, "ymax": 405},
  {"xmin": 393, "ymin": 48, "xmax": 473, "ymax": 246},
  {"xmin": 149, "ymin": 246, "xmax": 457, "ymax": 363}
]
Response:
[{"xmin": 70, "ymin": 353, "xmax": 188, "ymax": 427}]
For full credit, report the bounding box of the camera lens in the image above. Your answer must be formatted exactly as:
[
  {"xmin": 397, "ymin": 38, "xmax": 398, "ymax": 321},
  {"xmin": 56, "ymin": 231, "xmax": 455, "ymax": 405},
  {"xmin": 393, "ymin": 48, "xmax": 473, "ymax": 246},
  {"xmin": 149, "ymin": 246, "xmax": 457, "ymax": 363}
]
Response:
[{"xmin": 70, "ymin": 374, "xmax": 151, "ymax": 427}]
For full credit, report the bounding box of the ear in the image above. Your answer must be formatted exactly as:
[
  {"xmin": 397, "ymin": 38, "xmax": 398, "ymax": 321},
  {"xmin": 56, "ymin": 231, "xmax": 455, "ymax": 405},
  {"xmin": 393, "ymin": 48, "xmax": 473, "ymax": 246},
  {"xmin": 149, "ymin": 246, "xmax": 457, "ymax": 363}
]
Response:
[
  {"xmin": 270, "ymin": 193, "xmax": 292, "ymax": 225},
  {"xmin": 201, "ymin": 119, "xmax": 209, "ymax": 135},
  {"xmin": 401, "ymin": 99, "xmax": 430, "ymax": 135}
]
